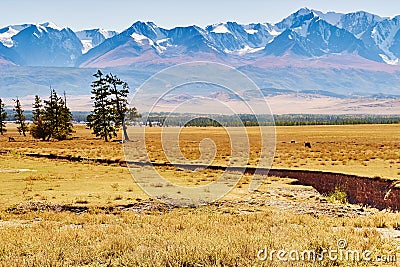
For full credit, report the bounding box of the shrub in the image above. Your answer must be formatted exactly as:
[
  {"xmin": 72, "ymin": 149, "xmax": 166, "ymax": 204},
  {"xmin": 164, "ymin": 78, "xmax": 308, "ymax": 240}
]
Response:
[{"xmin": 327, "ymin": 187, "xmax": 348, "ymax": 204}]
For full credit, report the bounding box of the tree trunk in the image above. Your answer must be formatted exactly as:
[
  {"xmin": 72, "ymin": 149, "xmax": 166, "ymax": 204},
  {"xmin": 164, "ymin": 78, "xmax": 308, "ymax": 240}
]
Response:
[{"xmin": 122, "ymin": 119, "xmax": 129, "ymax": 142}]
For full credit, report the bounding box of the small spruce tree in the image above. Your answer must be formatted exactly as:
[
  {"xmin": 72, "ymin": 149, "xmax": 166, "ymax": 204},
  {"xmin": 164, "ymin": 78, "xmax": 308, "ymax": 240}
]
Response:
[
  {"xmin": 30, "ymin": 95, "xmax": 50, "ymax": 140},
  {"xmin": 13, "ymin": 98, "xmax": 28, "ymax": 136},
  {"xmin": 56, "ymin": 91, "xmax": 74, "ymax": 140},
  {"xmin": 0, "ymin": 98, "xmax": 7, "ymax": 135}
]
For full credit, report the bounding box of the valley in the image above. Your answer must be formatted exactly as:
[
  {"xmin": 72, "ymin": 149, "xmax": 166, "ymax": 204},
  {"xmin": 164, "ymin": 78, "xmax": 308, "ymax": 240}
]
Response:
[
  {"xmin": 1, "ymin": 5, "xmax": 400, "ymax": 266},
  {"xmin": 0, "ymin": 123, "xmax": 399, "ymax": 265}
]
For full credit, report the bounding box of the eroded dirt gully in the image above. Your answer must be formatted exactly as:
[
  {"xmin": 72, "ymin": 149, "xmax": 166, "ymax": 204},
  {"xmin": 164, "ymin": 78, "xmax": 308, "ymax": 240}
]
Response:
[{"xmin": 2, "ymin": 150, "xmax": 400, "ymax": 211}]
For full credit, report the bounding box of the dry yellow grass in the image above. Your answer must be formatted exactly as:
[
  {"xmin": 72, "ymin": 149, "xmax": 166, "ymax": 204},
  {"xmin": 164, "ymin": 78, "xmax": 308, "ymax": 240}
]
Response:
[
  {"xmin": 274, "ymin": 124, "xmax": 400, "ymax": 179},
  {"xmin": 0, "ymin": 124, "xmax": 124, "ymax": 161},
  {"xmin": 0, "ymin": 123, "xmax": 400, "ymax": 266},
  {"xmin": 2, "ymin": 123, "xmax": 399, "ymax": 179},
  {"xmin": 0, "ymin": 207, "xmax": 399, "ymax": 266},
  {"xmin": 127, "ymin": 124, "xmax": 400, "ymax": 179},
  {"xmin": 0, "ymin": 154, "xmax": 147, "ymax": 207}
]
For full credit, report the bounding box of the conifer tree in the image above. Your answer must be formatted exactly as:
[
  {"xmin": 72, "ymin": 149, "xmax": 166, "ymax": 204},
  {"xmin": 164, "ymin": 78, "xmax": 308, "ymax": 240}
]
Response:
[
  {"xmin": 0, "ymin": 98, "xmax": 7, "ymax": 135},
  {"xmin": 56, "ymin": 91, "xmax": 74, "ymax": 140},
  {"xmin": 13, "ymin": 98, "xmax": 28, "ymax": 136},
  {"xmin": 30, "ymin": 95, "xmax": 50, "ymax": 140},
  {"xmin": 88, "ymin": 70, "xmax": 141, "ymax": 142},
  {"xmin": 87, "ymin": 70, "xmax": 116, "ymax": 142},
  {"xmin": 44, "ymin": 89, "xmax": 60, "ymax": 140},
  {"xmin": 31, "ymin": 90, "xmax": 73, "ymax": 141},
  {"xmin": 106, "ymin": 73, "xmax": 130, "ymax": 141}
]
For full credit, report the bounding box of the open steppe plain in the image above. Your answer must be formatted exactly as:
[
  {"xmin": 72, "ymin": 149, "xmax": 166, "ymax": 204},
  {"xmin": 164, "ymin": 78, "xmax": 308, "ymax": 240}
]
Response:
[{"xmin": 0, "ymin": 123, "xmax": 399, "ymax": 266}]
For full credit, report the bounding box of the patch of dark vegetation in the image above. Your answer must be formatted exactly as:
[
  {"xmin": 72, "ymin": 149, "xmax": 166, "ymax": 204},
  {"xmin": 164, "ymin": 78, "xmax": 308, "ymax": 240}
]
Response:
[
  {"xmin": 5, "ymin": 201, "xmax": 176, "ymax": 215},
  {"xmin": 6, "ymin": 202, "xmax": 89, "ymax": 214}
]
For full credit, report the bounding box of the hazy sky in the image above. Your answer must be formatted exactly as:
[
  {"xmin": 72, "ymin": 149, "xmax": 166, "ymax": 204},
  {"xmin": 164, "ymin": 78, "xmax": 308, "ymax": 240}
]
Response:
[{"xmin": 1, "ymin": 0, "xmax": 399, "ymax": 31}]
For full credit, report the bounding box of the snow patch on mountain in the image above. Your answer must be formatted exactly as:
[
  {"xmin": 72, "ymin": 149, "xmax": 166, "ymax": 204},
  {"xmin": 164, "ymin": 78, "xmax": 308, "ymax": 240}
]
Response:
[
  {"xmin": 0, "ymin": 24, "xmax": 36, "ymax": 47},
  {"xmin": 268, "ymin": 28, "xmax": 281, "ymax": 36},
  {"xmin": 80, "ymin": 40, "xmax": 92, "ymax": 54},
  {"xmin": 211, "ymin": 24, "xmax": 231, "ymax": 34},
  {"xmin": 245, "ymin": 29, "xmax": 258, "ymax": 34},
  {"xmin": 156, "ymin": 38, "xmax": 169, "ymax": 45},
  {"xmin": 236, "ymin": 45, "xmax": 264, "ymax": 54},
  {"xmin": 379, "ymin": 53, "xmax": 400, "ymax": 65},
  {"xmin": 131, "ymin": 33, "xmax": 154, "ymax": 46},
  {"xmin": 34, "ymin": 24, "xmax": 47, "ymax": 33},
  {"xmin": 0, "ymin": 27, "xmax": 20, "ymax": 47},
  {"xmin": 10, "ymin": 24, "xmax": 83, "ymax": 67},
  {"xmin": 224, "ymin": 45, "xmax": 263, "ymax": 54}
]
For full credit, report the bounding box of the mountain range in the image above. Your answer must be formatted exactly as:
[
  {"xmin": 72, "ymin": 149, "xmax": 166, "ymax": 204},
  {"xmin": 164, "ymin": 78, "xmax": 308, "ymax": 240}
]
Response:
[
  {"xmin": 2, "ymin": 8, "xmax": 400, "ymax": 67},
  {"xmin": 1, "ymin": 8, "xmax": 400, "ymax": 114}
]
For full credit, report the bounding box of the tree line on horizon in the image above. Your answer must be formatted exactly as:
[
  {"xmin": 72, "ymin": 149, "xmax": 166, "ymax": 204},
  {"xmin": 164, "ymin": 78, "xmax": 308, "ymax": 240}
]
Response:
[{"xmin": 143, "ymin": 113, "xmax": 400, "ymax": 127}]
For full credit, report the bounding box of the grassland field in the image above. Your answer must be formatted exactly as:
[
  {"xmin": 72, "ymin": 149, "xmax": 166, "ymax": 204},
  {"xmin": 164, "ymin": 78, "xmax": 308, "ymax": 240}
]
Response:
[{"xmin": 0, "ymin": 123, "xmax": 399, "ymax": 266}]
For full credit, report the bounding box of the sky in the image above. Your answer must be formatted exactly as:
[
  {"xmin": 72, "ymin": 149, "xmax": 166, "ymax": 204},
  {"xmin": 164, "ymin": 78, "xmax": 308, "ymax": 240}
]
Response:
[{"xmin": 1, "ymin": 0, "xmax": 400, "ymax": 31}]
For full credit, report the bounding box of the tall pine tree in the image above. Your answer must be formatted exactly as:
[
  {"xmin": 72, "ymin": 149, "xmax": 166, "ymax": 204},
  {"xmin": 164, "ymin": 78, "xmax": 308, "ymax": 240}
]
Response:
[
  {"xmin": 0, "ymin": 98, "xmax": 7, "ymax": 135},
  {"xmin": 88, "ymin": 70, "xmax": 141, "ymax": 142},
  {"xmin": 87, "ymin": 70, "xmax": 116, "ymax": 142},
  {"xmin": 13, "ymin": 98, "xmax": 28, "ymax": 136},
  {"xmin": 57, "ymin": 91, "xmax": 74, "ymax": 140},
  {"xmin": 30, "ymin": 95, "xmax": 50, "ymax": 140},
  {"xmin": 106, "ymin": 73, "xmax": 130, "ymax": 141},
  {"xmin": 44, "ymin": 89, "xmax": 60, "ymax": 140}
]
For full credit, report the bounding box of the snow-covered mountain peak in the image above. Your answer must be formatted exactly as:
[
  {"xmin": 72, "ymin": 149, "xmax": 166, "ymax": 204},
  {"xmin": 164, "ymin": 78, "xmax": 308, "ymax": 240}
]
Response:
[
  {"xmin": 97, "ymin": 28, "xmax": 115, "ymax": 39},
  {"xmin": 291, "ymin": 16, "xmax": 322, "ymax": 38},
  {"xmin": 126, "ymin": 21, "xmax": 166, "ymax": 42},
  {"xmin": 130, "ymin": 21, "xmax": 159, "ymax": 33},
  {"xmin": 40, "ymin": 22, "xmax": 63, "ymax": 30},
  {"xmin": 76, "ymin": 28, "xmax": 117, "ymax": 54},
  {"xmin": 4, "ymin": 8, "xmax": 400, "ymax": 67},
  {"xmin": 10, "ymin": 23, "xmax": 83, "ymax": 67},
  {"xmin": 276, "ymin": 7, "xmax": 320, "ymax": 30},
  {"xmin": 296, "ymin": 7, "xmax": 313, "ymax": 16},
  {"xmin": 33, "ymin": 24, "xmax": 48, "ymax": 33},
  {"xmin": 336, "ymin": 11, "xmax": 383, "ymax": 37}
]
